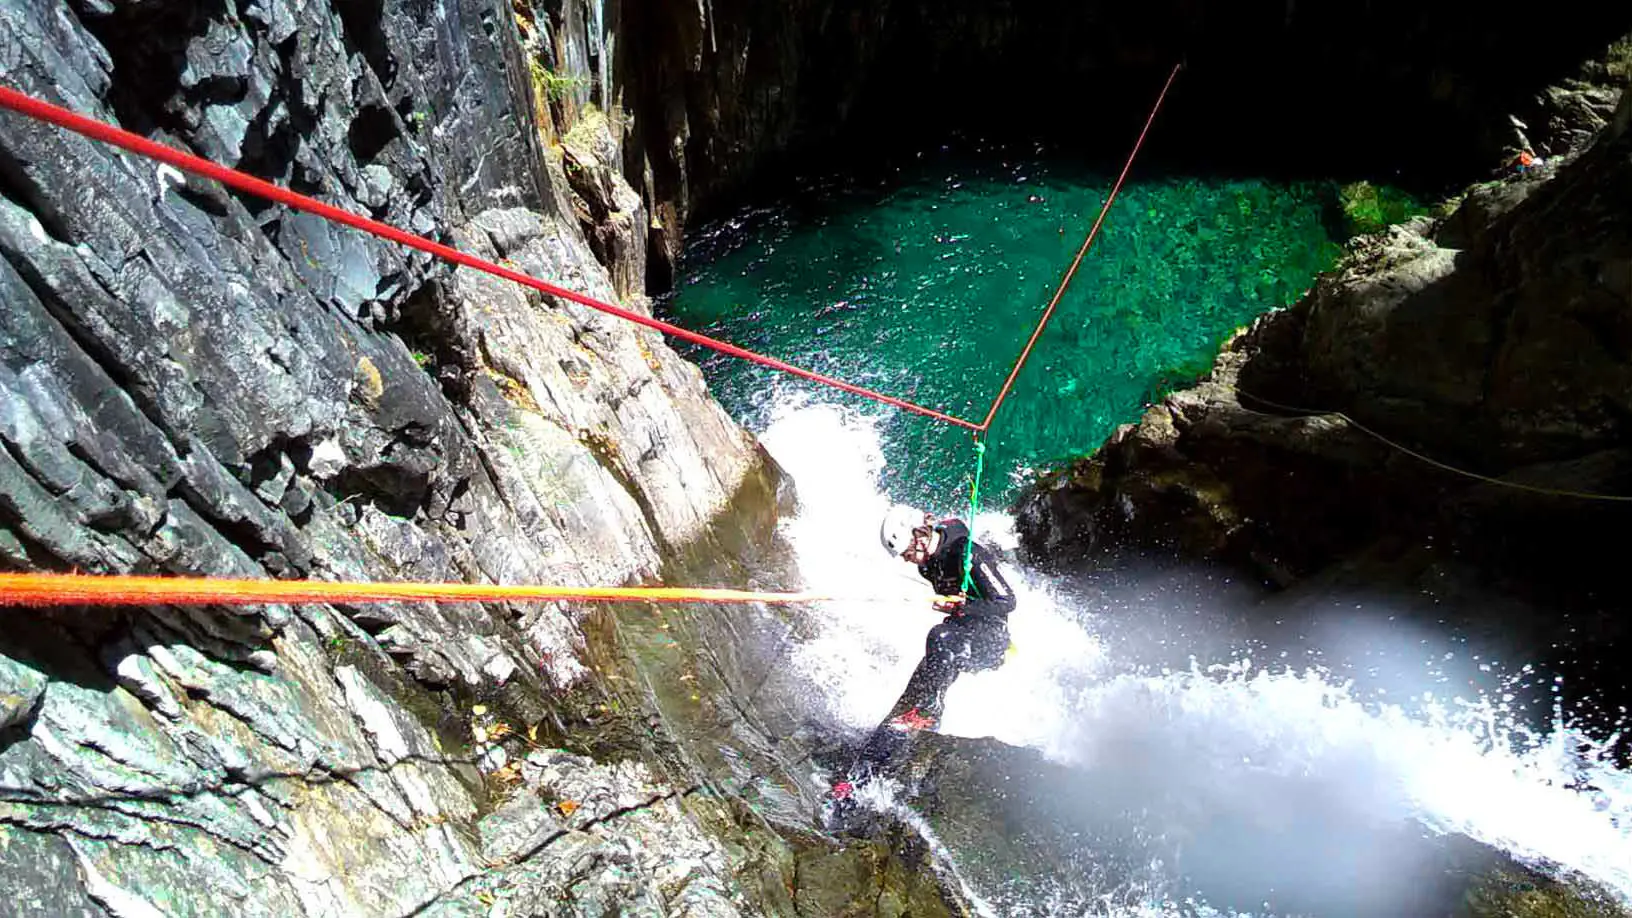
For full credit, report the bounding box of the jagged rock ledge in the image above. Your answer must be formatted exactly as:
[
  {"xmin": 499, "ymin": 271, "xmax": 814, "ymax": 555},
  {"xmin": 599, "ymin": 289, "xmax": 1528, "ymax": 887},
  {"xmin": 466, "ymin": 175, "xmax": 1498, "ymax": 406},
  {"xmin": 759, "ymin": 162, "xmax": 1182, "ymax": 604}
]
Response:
[{"xmin": 1015, "ymin": 81, "xmax": 1632, "ymax": 712}]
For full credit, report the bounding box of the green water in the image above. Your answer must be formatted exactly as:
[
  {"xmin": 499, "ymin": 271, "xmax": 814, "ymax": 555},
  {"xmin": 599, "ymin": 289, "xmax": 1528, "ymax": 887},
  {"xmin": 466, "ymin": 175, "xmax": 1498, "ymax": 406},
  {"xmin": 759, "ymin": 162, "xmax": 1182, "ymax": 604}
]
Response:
[{"xmin": 669, "ymin": 158, "xmax": 1348, "ymax": 509}]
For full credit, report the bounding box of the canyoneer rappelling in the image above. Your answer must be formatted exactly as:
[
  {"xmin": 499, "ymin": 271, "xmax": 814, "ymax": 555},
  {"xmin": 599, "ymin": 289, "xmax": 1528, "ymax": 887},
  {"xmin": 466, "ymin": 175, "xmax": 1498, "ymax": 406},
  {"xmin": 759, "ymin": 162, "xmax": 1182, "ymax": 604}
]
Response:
[
  {"xmin": 0, "ymin": 57, "xmax": 1179, "ymax": 843},
  {"xmin": 797, "ymin": 62, "xmax": 1184, "ymax": 825},
  {"xmin": 826, "ymin": 505, "xmax": 1017, "ymax": 815}
]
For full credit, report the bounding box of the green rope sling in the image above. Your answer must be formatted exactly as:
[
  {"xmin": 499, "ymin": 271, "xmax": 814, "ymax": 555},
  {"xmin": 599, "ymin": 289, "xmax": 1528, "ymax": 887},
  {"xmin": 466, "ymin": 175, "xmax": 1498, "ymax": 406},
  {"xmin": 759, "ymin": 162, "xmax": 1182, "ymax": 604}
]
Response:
[{"xmin": 959, "ymin": 437, "xmax": 988, "ymax": 596}]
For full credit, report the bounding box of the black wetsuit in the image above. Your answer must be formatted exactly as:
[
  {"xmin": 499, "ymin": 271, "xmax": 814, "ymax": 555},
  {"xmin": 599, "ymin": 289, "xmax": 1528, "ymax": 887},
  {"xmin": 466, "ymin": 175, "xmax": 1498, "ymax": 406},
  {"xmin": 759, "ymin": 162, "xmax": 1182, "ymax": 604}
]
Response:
[{"xmin": 853, "ymin": 518, "xmax": 1016, "ymax": 773}]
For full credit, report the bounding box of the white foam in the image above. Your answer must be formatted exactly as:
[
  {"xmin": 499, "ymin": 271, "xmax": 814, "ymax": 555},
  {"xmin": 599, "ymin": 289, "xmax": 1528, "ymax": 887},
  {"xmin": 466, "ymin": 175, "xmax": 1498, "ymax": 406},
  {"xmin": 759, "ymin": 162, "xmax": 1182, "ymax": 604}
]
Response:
[
  {"xmin": 759, "ymin": 400, "xmax": 1107, "ymax": 751},
  {"xmin": 759, "ymin": 401, "xmax": 1632, "ymax": 905}
]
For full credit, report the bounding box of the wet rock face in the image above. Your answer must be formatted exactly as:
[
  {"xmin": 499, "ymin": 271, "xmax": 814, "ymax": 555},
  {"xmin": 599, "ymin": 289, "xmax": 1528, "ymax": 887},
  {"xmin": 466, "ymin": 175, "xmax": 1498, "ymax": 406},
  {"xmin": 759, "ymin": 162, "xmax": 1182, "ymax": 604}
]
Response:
[
  {"xmin": 896, "ymin": 733, "xmax": 1629, "ymax": 918},
  {"xmin": 420, "ymin": 750, "xmax": 743, "ymax": 916},
  {"xmin": 1515, "ymin": 36, "xmax": 1632, "ymax": 159},
  {"xmin": 0, "ymin": 0, "xmax": 756, "ymax": 912}
]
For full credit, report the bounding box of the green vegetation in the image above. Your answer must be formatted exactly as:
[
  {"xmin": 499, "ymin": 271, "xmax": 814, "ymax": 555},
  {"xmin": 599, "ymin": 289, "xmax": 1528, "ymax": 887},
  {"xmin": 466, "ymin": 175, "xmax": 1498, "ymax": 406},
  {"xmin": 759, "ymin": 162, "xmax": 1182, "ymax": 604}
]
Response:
[
  {"xmin": 1607, "ymin": 35, "xmax": 1632, "ymax": 80},
  {"xmin": 528, "ymin": 58, "xmax": 589, "ymax": 103},
  {"xmin": 324, "ymin": 629, "xmax": 368, "ymax": 668},
  {"xmin": 1338, "ymin": 180, "xmax": 1430, "ymax": 237}
]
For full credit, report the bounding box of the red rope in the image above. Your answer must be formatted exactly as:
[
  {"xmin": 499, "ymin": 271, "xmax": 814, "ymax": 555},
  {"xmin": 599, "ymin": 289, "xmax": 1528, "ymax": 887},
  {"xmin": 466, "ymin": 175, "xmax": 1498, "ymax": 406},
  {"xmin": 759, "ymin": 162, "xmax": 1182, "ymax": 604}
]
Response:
[
  {"xmin": 980, "ymin": 62, "xmax": 1182, "ymax": 431},
  {"xmin": 0, "ymin": 85, "xmax": 981, "ymax": 432}
]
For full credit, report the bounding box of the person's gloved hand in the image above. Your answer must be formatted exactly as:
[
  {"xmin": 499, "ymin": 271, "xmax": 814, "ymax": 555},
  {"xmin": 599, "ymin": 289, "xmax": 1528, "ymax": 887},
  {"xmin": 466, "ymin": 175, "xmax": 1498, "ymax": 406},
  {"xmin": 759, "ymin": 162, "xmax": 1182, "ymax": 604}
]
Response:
[{"xmin": 932, "ymin": 594, "xmax": 966, "ymax": 614}]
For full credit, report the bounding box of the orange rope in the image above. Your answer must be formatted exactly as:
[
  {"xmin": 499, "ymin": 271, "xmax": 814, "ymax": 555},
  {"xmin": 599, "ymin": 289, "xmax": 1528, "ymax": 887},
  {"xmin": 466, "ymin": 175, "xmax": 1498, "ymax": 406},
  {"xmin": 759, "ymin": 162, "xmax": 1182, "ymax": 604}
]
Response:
[
  {"xmin": 980, "ymin": 61, "xmax": 1183, "ymax": 431},
  {"xmin": 0, "ymin": 572, "xmax": 955, "ymax": 608}
]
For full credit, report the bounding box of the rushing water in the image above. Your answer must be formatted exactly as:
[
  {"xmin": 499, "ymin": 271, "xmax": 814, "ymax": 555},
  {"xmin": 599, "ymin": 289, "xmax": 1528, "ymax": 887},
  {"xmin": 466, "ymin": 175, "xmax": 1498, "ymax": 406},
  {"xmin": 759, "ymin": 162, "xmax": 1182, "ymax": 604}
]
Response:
[
  {"xmin": 670, "ymin": 159, "xmax": 1628, "ymax": 911},
  {"xmin": 669, "ymin": 157, "xmax": 1344, "ymax": 506},
  {"xmin": 762, "ymin": 403, "xmax": 1632, "ymax": 914}
]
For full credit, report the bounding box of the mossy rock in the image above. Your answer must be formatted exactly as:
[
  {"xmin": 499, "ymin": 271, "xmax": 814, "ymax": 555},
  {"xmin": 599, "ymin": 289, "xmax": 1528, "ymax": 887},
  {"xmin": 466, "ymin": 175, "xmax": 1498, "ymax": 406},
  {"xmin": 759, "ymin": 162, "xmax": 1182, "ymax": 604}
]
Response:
[
  {"xmin": 1460, "ymin": 865, "xmax": 1630, "ymax": 918},
  {"xmin": 1605, "ymin": 35, "xmax": 1632, "ymax": 81},
  {"xmin": 792, "ymin": 827, "xmax": 963, "ymax": 918},
  {"xmin": 1338, "ymin": 180, "xmax": 1429, "ymax": 237}
]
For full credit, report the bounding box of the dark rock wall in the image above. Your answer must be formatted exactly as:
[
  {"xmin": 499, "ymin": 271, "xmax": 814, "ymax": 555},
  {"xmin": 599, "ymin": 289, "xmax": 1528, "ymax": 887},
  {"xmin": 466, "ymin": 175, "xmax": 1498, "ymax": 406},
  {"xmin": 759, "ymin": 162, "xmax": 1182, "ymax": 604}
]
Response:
[
  {"xmin": 603, "ymin": 0, "xmax": 1632, "ymax": 286},
  {"xmin": 0, "ymin": 0, "xmax": 765, "ymax": 912},
  {"xmin": 1016, "ymin": 76, "xmax": 1632, "ymax": 579},
  {"xmin": 1013, "ymin": 78, "xmax": 1632, "ymax": 723}
]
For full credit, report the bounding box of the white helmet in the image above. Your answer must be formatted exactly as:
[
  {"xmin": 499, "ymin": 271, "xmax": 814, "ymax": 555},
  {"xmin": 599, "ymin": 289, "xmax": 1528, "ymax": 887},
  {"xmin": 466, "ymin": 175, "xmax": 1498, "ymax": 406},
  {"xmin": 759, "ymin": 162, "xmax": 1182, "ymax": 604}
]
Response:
[{"xmin": 879, "ymin": 505, "xmax": 929, "ymax": 558}]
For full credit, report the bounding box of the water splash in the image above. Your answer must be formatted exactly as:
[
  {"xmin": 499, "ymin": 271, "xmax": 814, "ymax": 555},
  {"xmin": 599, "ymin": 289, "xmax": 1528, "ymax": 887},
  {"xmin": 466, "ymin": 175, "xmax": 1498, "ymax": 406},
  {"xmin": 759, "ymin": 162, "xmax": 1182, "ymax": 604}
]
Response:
[
  {"xmin": 760, "ymin": 401, "xmax": 1632, "ymax": 908},
  {"xmin": 761, "ymin": 398, "xmax": 1104, "ymax": 753}
]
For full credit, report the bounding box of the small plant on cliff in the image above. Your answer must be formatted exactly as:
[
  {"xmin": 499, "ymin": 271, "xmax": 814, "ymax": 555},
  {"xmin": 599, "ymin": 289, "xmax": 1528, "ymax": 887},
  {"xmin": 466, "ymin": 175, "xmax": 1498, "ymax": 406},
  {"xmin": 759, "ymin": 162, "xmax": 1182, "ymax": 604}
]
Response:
[
  {"xmin": 528, "ymin": 58, "xmax": 589, "ymax": 102},
  {"xmin": 325, "ymin": 630, "xmax": 363, "ymax": 665},
  {"xmin": 1608, "ymin": 35, "xmax": 1632, "ymax": 80},
  {"xmin": 1337, "ymin": 181, "xmax": 1428, "ymax": 237}
]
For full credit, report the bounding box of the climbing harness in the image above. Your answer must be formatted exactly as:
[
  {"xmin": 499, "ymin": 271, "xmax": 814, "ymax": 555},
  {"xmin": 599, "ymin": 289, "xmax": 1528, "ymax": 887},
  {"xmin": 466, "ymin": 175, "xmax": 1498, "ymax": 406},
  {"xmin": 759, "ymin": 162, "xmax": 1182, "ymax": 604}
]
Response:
[{"xmin": 0, "ymin": 62, "xmax": 1183, "ymax": 606}]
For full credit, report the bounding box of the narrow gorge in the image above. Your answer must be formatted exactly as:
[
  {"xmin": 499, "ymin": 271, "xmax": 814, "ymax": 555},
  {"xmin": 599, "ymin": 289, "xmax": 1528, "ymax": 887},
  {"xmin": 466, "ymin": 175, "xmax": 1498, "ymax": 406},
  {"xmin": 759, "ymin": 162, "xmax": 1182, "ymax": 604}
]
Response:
[{"xmin": 1, "ymin": 1, "xmax": 1629, "ymax": 915}]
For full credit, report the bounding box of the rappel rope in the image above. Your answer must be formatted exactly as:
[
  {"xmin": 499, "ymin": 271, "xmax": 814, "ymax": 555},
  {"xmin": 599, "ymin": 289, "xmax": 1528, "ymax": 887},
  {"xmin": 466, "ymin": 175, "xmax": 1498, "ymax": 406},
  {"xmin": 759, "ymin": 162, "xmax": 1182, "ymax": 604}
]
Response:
[
  {"xmin": 0, "ymin": 573, "xmax": 962, "ymax": 608},
  {"xmin": 0, "ymin": 86, "xmax": 979, "ymax": 432},
  {"xmin": 954, "ymin": 61, "xmax": 1182, "ymax": 592},
  {"xmin": 0, "ymin": 64, "xmax": 1181, "ymax": 608}
]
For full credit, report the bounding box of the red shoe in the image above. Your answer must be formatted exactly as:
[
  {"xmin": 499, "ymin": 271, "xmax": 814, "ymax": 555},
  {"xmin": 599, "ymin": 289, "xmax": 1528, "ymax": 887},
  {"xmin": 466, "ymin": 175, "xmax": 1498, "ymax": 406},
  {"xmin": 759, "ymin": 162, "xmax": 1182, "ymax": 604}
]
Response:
[{"xmin": 887, "ymin": 707, "xmax": 938, "ymax": 733}]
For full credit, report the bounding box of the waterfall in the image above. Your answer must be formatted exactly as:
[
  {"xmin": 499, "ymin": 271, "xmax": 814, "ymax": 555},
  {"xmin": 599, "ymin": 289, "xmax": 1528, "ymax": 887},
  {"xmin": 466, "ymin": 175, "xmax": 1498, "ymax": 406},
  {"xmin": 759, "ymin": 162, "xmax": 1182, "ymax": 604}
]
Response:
[
  {"xmin": 590, "ymin": 0, "xmax": 609, "ymax": 110},
  {"xmin": 759, "ymin": 399, "xmax": 1632, "ymax": 910}
]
